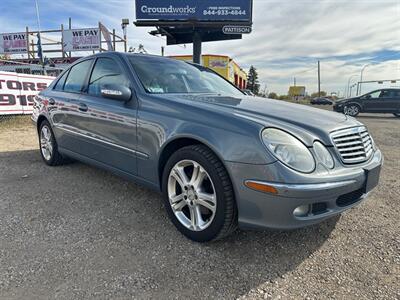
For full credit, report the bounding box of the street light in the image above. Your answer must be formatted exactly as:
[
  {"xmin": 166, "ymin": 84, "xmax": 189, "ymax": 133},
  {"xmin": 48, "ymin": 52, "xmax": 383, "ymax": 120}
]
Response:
[
  {"xmin": 346, "ymin": 74, "xmax": 358, "ymax": 98},
  {"xmin": 357, "ymin": 62, "xmax": 379, "ymax": 95},
  {"xmin": 349, "ymin": 83, "xmax": 357, "ymax": 97},
  {"xmin": 121, "ymin": 18, "xmax": 129, "ymax": 52}
]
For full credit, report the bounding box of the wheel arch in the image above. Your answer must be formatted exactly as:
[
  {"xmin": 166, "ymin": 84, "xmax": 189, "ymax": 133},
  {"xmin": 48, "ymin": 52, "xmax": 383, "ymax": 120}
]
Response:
[
  {"xmin": 346, "ymin": 102, "xmax": 363, "ymax": 111},
  {"xmin": 36, "ymin": 115, "xmax": 49, "ymax": 132},
  {"xmin": 158, "ymin": 136, "xmax": 230, "ymax": 189}
]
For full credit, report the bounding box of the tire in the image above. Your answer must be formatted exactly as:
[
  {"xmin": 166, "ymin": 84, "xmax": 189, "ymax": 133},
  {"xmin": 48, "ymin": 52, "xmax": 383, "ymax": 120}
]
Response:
[
  {"xmin": 344, "ymin": 104, "xmax": 360, "ymax": 117},
  {"xmin": 162, "ymin": 145, "xmax": 237, "ymax": 242},
  {"xmin": 38, "ymin": 120, "xmax": 69, "ymax": 166},
  {"xmin": 394, "ymin": 113, "xmax": 400, "ymax": 118}
]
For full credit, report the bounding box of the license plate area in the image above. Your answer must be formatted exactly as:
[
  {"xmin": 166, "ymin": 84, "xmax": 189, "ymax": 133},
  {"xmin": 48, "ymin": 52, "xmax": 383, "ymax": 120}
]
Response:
[{"xmin": 363, "ymin": 165, "xmax": 381, "ymax": 193}]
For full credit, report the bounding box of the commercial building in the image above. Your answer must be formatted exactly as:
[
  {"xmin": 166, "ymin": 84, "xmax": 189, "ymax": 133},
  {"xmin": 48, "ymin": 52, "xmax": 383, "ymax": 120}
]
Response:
[
  {"xmin": 170, "ymin": 54, "xmax": 248, "ymax": 89},
  {"xmin": 288, "ymin": 86, "xmax": 306, "ymax": 100}
]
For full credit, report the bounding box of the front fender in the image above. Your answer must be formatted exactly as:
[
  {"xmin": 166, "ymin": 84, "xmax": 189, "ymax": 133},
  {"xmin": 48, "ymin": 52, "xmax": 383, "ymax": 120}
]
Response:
[{"xmin": 163, "ymin": 122, "xmax": 274, "ymax": 165}]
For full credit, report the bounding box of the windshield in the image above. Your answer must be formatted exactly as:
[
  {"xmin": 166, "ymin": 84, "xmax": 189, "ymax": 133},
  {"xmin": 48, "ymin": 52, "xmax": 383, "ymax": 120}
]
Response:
[{"xmin": 128, "ymin": 55, "xmax": 244, "ymax": 96}]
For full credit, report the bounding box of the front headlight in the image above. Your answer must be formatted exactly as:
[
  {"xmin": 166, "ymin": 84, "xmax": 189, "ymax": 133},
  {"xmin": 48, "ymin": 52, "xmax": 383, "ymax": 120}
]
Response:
[
  {"xmin": 262, "ymin": 128, "xmax": 315, "ymax": 173},
  {"xmin": 313, "ymin": 141, "xmax": 334, "ymax": 169}
]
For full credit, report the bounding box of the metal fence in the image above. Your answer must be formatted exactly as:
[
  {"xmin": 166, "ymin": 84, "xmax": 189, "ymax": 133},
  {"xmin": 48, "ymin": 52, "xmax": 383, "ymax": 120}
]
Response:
[{"xmin": 0, "ymin": 59, "xmax": 65, "ymax": 76}]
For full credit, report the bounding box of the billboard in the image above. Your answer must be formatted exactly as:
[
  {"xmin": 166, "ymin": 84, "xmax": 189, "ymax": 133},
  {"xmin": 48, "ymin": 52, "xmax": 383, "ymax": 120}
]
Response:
[
  {"xmin": 135, "ymin": 0, "xmax": 252, "ymax": 22},
  {"xmin": 0, "ymin": 71, "xmax": 55, "ymax": 115},
  {"xmin": 62, "ymin": 28, "xmax": 100, "ymax": 52},
  {"xmin": 0, "ymin": 32, "xmax": 27, "ymax": 54}
]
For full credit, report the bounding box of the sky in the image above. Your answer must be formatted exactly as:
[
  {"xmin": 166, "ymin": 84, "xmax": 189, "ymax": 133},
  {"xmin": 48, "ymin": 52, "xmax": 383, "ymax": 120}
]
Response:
[{"xmin": 0, "ymin": 0, "xmax": 399, "ymax": 96}]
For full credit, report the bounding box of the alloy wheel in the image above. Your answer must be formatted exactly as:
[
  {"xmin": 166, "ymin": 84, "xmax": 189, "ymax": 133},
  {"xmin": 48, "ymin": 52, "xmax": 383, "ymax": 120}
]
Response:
[
  {"xmin": 344, "ymin": 105, "xmax": 359, "ymax": 117},
  {"xmin": 40, "ymin": 125, "xmax": 53, "ymax": 161},
  {"xmin": 167, "ymin": 159, "xmax": 217, "ymax": 231}
]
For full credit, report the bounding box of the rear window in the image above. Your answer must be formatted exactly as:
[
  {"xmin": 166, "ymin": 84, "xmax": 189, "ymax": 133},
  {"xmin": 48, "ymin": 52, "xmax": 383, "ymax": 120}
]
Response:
[{"xmin": 53, "ymin": 71, "xmax": 68, "ymax": 91}]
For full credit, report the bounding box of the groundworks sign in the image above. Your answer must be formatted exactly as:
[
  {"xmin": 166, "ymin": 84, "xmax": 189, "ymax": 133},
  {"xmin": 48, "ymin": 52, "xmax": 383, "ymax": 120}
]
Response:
[{"xmin": 135, "ymin": 0, "xmax": 252, "ymax": 22}]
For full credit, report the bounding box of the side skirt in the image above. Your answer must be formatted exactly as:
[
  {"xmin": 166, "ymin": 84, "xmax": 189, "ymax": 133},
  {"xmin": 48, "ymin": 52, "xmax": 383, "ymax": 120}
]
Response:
[{"xmin": 59, "ymin": 147, "xmax": 161, "ymax": 192}]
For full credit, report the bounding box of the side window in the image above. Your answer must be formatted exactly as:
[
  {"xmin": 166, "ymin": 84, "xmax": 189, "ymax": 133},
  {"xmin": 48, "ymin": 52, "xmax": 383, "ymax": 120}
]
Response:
[
  {"xmin": 53, "ymin": 71, "xmax": 68, "ymax": 91},
  {"xmin": 64, "ymin": 59, "xmax": 93, "ymax": 93},
  {"xmin": 368, "ymin": 91, "xmax": 381, "ymax": 98},
  {"xmin": 379, "ymin": 90, "xmax": 390, "ymax": 98},
  {"xmin": 88, "ymin": 58, "xmax": 128, "ymax": 97}
]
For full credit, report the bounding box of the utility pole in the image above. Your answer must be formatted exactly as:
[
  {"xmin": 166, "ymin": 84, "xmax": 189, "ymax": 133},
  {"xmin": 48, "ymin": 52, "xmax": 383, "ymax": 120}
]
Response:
[
  {"xmin": 317, "ymin": 60, "xmax": 321, "ymax": 98},
  {"xmin": 193, "ymin": 31, "xmax": 202, "ymax": 64}
]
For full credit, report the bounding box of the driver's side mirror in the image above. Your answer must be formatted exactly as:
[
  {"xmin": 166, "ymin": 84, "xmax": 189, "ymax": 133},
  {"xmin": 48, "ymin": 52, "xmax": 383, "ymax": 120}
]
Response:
[
  {"xmin": 101, "ymin": 84, "xmax": 131, "ymax": 102},
  {"xmin": 363, "ymin": 94, "xmax": 371, "ymax": 99}
]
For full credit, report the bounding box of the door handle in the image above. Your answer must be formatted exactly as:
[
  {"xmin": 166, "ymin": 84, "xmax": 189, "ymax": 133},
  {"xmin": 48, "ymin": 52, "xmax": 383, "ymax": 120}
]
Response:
[
  {"xmin": 78, "ymin": 103, "xmax": 88, "ymax": 112},
  {"xmin": 48, "ymin": 98, "xmax": 55, "ymax": 105}
]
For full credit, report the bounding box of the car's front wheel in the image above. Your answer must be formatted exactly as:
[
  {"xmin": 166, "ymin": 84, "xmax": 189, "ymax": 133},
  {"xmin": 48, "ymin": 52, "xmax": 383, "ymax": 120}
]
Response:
[
  {"xmin": 344, "ymin": 104, "xmax": 360, "ymax": 117},
  {"xmin": 39, "ymin": 120, "xmax": 68, "ymax": 166},
  {"xmin": 162, "ymin": 145, "xmax": 237, "ymax": 242}
]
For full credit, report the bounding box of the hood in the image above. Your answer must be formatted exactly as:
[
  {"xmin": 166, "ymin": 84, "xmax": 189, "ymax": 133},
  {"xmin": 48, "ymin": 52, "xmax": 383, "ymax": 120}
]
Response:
[
  {"xmin": 161, "ymin": 94, "xmax": 362, "ymax": 146},
  {"xmin": 335, "ymin": 96, "xmax": 359, "ymax": 103}
]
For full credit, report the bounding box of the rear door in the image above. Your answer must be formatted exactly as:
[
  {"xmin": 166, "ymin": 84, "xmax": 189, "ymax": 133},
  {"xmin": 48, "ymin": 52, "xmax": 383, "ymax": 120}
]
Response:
[
  {"xmin": 377, "ymin": 89, "xmax": 397, "ymax": 112},
  {"xmin": 362, "ymin": 90, "xmax": 386, "ymax": 112},
  {"xmin": 385, "ymin": 90, "xmax": 400, "ymax": 112},
  {"xmin": 70, "ymin": 56, "xmax": 138, "ymax": 175},
  {"xmin": 393, "ymin": 90, "xmax": 400, "ymax": 112}
]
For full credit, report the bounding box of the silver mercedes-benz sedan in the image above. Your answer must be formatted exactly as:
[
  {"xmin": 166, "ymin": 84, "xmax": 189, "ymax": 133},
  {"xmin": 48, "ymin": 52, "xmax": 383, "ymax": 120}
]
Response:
[{"xmin": 32, "ymin": 52, "xmax": 383, "ymax": 242}]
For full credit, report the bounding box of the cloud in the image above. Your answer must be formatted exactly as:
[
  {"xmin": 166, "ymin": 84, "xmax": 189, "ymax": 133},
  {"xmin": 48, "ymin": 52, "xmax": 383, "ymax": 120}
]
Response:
[{"xmin": 0, "ymin": 0, "xmax": 399, "ymax": 95}]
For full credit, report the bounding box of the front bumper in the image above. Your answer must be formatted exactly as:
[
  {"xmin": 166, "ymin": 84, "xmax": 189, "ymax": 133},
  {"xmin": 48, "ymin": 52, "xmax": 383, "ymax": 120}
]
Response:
[
  {"xmin": 225, "ymin": 149, "xmax": 383, "ymax": 230},
  {"xmin": 333, "ymin": 103, "xmax": 344, "ymax": 112}
]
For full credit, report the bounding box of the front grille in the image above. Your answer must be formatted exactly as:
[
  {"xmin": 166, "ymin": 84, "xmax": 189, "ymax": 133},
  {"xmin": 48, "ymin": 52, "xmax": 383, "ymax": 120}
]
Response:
[{"xmin": 331, "ymin": 126, "xmax": 373, "ymax": 164}]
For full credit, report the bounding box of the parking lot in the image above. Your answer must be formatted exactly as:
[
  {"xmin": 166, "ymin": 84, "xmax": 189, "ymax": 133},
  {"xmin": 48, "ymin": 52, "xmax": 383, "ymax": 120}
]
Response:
[{"xmin": 0, "ymin": 111, "xmax": 399, "ymax": 299}]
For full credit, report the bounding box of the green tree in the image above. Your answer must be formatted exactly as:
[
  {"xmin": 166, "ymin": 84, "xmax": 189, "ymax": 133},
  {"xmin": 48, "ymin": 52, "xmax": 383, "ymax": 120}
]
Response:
[
  {"xmin": 246, "ymin": 65, "xmax": 260, "ymax": 95},
  {"xmin": 268, "ymin": 92, "xmax": 278, "ymax": 99},
  {"xmin": 278, "ymin": 95, "xmax": 289, "ymax": 100},
  {"xmin": 311, "ymin": 91, "xmax": 327, "ymax": 98}
]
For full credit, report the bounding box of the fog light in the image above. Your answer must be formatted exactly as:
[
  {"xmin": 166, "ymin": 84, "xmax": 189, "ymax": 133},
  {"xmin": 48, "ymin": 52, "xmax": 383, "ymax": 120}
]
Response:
[{"xmin": 293, "ymin": 205, "xmax": 310, "ymax": 217}]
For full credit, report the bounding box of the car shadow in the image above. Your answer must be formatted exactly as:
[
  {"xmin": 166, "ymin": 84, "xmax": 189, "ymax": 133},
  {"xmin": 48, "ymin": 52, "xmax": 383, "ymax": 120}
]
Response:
[
  {"xmin": 357, "ymin": 114, "xmax": 399, "ymax": 120},
  {"xmin": 0, "ymin": 149, "xmax": 338, "ymax": 299}
]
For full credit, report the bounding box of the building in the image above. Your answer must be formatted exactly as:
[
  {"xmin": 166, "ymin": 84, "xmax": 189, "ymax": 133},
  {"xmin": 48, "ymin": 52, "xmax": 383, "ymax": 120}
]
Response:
[
  {"xmin": 288, "ymin": 86, "xmax": 306, "ymax": 100},
  {"xmin": 169, "ymin": 54, "xmax": 247, "ymax": 90}
]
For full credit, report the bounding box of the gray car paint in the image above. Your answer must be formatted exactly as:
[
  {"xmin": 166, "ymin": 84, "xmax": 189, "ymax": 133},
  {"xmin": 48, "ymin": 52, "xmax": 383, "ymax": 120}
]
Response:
[{"xmin": 32, "ymin": 52, "xmax": 382, "ymax": 230}]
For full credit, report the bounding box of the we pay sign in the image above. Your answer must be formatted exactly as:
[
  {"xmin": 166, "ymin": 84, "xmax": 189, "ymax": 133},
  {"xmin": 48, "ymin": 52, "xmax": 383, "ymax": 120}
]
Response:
[
  {"xmin": 0, "ymin": 33, "xmax": 27, "ymax": 54},
  {"xmin": 63, "ymin": 28, "xmax": 100, "ymax": 52}
]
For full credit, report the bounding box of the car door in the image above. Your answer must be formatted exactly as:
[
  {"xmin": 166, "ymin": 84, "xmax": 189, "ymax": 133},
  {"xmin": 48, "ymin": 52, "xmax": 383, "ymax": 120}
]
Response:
[
  {"xmin": 377, "ymin": 89, "xmax": 397, "ymax": 112},
  {"xmin": 383, "ymin": 90, "xmax": 400, "ymax": 113},
  {"xmin": 392, "ymin": 90, "xmax": 400, "ymax": 112},
  {"xmin": 70, "ymin": 56, "xmax": 138, "ymax": 175},
  {"xmin": 47, "ymin": 59, "xmax": 94, "ymax": 153},
  {"xmin": 362, "ymin": 90, "xmax": 384, "ymax": 112}
]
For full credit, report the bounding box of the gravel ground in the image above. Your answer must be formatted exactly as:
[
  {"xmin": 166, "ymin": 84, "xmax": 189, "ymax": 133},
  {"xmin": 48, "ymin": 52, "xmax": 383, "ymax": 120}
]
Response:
[{"xmin": 0, "ymin": 112, "xmax": 399, "ymax": 299}]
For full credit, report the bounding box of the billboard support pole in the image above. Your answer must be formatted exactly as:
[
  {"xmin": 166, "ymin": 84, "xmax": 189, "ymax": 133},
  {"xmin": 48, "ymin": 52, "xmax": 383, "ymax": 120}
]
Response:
[
  {"xmin": 113, "ymin": 29, "xmax": 116, "ymax": 51},
  {"xmin": 193, "ymin": 31, "xmax": 202, "ymax": 64},
  {"xmin": 61, "ymin": 24, "xmax": 65, "ymax": 58},
  {"xmin": 68, "ymin": 17, "xmax": 72, "ymax": 57},
  {"xmin": 26, "ymin": 26, "xmax": 31, "ymax": 58}
]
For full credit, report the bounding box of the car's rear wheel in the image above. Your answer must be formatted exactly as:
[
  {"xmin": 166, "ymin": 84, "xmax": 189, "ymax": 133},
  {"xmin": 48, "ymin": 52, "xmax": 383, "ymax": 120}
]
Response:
[
  {"xmin": 162, "ymin": 145, "xmax": 237, "ymax": 242},
  {"xmin": 344, "ymin": 104, "xmax": 360, "ymax": 117},
  {"xmin": 39, "ymin": 120, "xmax": 68, "ymax": 166},
  {"xmin": 394, "ymin": 113, "xmax": 400, "ymax": 117}
]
